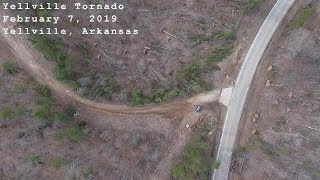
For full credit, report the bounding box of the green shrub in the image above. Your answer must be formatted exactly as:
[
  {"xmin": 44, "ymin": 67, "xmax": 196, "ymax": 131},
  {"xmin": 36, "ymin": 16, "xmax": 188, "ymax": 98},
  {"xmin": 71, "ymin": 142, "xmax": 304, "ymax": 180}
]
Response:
[
  {"xmin": 153, "ymin": 88, "xmax": 167, "ymax": 103},
  {"xmin": 0, "ymin": 107, "xmax": 14, "ymax": 121},
  {"xmin": 152, "ymin": 88, "xmax": 184, "ymax": 103},
  {"xmin": 178, "ymin": 61, "xmax": 201, "ymax": 82},
  {"xmin": 53, "ymin": 53, "xmax": 73, "ymax": 81},
  {"xmin": 91, "ymin": 77, "xmax": 116, "ymax": 100},
  {"xmin": 207, "ymin": 45, "xmax": 232, "ymax": 62},
  {"xmin": 32, "ymin": 97, "xmax": 52, "ymax": 120},
  {"xmin": 244, "ymin": 0, "xmax": 263, "ymax": 14},
  {"xmin": 178, "ymin": 61, "xmax": 214, "ymax": 93},
  {"xmin": 65, "ymin": 105, "xmax": 76, "ymax": 118},
  {"xmin": 164, "ymin": 88, "xmax": 184, "ymax": 100},
  {"xmin": 33, "ymin": 35, "xmax": 75, "ymax": 82},
  {"xmin": 52, "ymin": 159, "xmax": 64, "ymax": 169},
  {"xmin": 29, "ymin": 155, "xmax": 45, "ymax": 167},
  {"xmin": 2, "ymin": 62, "xmax": 20, "ymax": 75},
  {"xmin": 36, "ymin": 85, "xmax": 52, "ymax": 98},
  {"xmin": 66, "ymin": 126, "xmax": 82, "ymax": 142},
  {"xmin": 128, "ymin": 89, "xmax": 146, "ymax": 106},
  {"xmin": 37, "ymin": 9, "xmax": 51, "ymax": 18},
  {"xmin": 290, "ymin": 5, "xmax": 315, "ymax": 29},
  {"xmin": 33, "ymin": 85, "xmax": 53, "ymax": 120}
]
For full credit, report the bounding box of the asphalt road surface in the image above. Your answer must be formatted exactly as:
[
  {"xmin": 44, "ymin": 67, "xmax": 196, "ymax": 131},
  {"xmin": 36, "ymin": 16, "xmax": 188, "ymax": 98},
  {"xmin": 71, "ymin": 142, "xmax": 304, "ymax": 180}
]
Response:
[{"xmin": 212, "ymin": 0, "xmax": 295, "ymax": 179}]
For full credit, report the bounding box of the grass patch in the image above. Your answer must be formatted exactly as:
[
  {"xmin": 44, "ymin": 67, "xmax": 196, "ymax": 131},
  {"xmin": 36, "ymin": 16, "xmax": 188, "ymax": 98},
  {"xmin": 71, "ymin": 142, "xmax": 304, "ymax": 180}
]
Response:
[
  {"xmin": 278, "ymin": 147, "xmax": 291, "ymax": 156},
  {"xmin": 247, "ymin": 135, "xmax": 281, "ymax": 158},
  {"xmin": 15, "ymin": 106, "xmax": 26, "ymax": 116},
  {"xmin": 190, "ymin": 30, "xmax": 236, "ymax": 46},
  {"xmin": 235, "ymin": 145, "xmax": 247, "ymax": 158},
  {"xmin": 133, "ymin": 137, "xmax": 144, "ymax": 149},
  {"xmin": 79, "ymin": 42, "xmax": 90, "ymax": 57},
  {"xmin": 54, "ymin": 113, "xmax": 70, "ymax": 123},
  {"xmin": 83, "ymin": 167, "xmax": 93, "ymax": 178},
  {"xmin": 29, "ymin": 155, "xmax": 45, "ymax": 167},
  {"xmin": 267, "ymin": 69, "xmax": 276, "ymax": 82},
  {"xmin": 54, "ymin": 131, "xmax": 65, "ymax": 141},
  {"xmin": 2, "ymin": 62, "xmax": 20, "ymax": 75},
  {"xmin": 36, "ymin": 9, "xmax": 52, "ymax": 19},
  {"xmin": 54, "ymin": 126, "xmax": 83, "ymax": 143},
  {"xmin": 66, "ymin": 126, "xmax": 82, "ymax": 143},
  {"xmin": 171, "ymin": 120, "xmax": 214, "ymax": 179},
  {"xmin": 290, "ymin": 5, "xmax": 316, "ymax": 29},
  {"xmin": 52, "ymin": 158, "xmax": 64, "ymax": 169},
  {"xmin": 14, "ymin": 83, "xmax": 27, "ymax": 93},
  {"xmin": 273, "ymin": 116, "xmax": 287, "ymax": 132},
  {"xmin": 244, "ymin": 0, "xmax": 263, "ymax": 14},
  {"xmin": 211, "ymin": 160, "xmax": 221, "ymax": 170},
  {"xmin": 0, "ymin": 107, "xmax": 14, "ymax": 121},
  {"xmin": 276, "ymin": 116, "xmax": 287, "ymax": 126}
]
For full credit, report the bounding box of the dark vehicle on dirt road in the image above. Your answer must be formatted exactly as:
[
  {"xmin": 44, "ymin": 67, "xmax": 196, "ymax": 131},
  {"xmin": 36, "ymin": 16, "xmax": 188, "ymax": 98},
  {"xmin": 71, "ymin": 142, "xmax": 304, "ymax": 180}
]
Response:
[{"xmin": 195, "ymin": 105, "xmax": 203, "ymax": 113}]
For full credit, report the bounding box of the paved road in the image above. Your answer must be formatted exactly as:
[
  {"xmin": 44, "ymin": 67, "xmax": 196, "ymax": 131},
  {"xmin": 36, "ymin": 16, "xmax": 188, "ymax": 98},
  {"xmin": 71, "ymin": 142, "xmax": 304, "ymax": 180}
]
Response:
[{"xmin": 212, "ymin": 0, "xmax": 295, "ymax": 179}]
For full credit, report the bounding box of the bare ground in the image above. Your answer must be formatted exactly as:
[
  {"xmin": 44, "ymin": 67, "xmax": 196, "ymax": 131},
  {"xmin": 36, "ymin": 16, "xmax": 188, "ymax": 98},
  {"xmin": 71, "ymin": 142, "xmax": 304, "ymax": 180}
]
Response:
[{"xmin": 0, "ymin": 0, "xmax": 279, "ymax": 179}]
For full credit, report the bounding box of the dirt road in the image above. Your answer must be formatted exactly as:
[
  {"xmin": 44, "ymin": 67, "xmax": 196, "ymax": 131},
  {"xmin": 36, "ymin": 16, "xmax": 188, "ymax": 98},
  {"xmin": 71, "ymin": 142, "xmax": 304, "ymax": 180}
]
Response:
[{"xmin": 212, "ymin": 0, "xmax": 296, "ymax": 179}]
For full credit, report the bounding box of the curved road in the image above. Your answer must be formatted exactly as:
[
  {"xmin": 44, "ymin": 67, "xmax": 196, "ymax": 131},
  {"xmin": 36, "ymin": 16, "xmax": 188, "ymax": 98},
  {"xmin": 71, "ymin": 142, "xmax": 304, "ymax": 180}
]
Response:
[{"xmin": 212, "ymin": 0, "xmax": 295, "ymax": 179}]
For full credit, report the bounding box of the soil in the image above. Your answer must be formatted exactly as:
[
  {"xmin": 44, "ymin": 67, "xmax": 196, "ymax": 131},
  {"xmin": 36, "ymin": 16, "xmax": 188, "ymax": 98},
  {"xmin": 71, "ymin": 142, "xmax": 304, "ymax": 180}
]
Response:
[
  {"xmin": 0, "ymin": 0, "xmax": 280, "ymax": 179},
  {"xmin": 231, "ymin": 1, "xmax": 320, "ymax": 179},
  {"xmin": 0, "ymin": 59, "xmax": 223, "ymax": 179}
]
